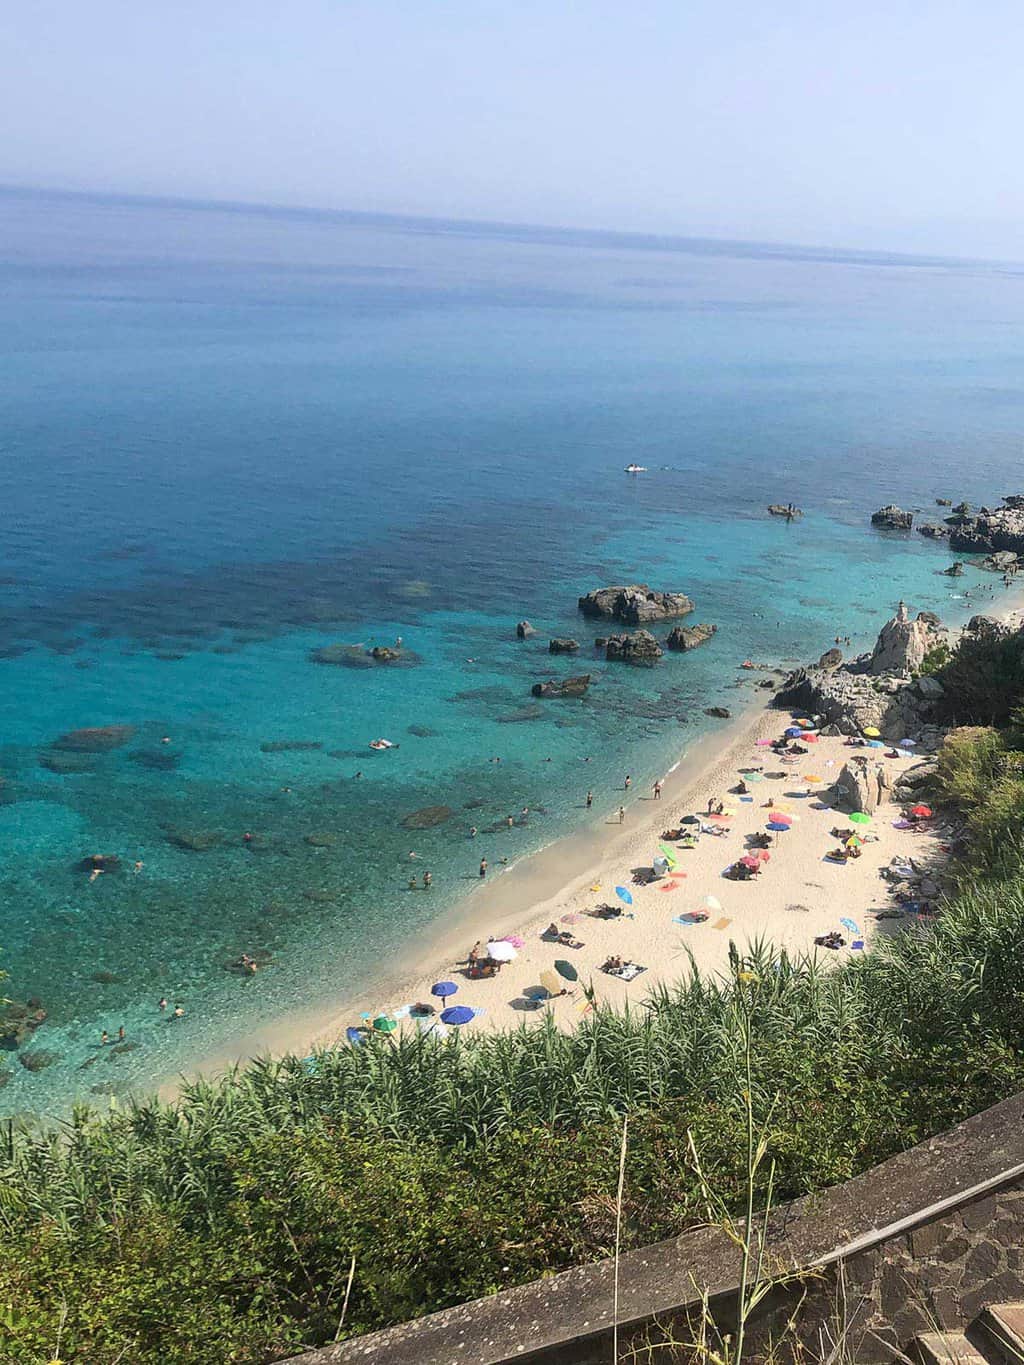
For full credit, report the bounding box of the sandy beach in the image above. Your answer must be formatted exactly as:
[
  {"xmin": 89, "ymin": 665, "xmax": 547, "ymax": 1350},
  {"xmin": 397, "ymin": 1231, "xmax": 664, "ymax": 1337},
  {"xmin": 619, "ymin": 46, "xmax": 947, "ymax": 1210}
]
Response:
[{"xmin": 182, "ymin": 697, "xmax": 945, "ymax": 1081}]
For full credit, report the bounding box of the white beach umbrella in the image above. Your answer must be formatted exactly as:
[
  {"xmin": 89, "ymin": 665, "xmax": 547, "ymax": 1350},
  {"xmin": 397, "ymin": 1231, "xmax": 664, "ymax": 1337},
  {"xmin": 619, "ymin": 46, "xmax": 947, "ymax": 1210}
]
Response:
[{"xmin": 486, "ymin": 940, "xmax": 518, "ymax": 962}]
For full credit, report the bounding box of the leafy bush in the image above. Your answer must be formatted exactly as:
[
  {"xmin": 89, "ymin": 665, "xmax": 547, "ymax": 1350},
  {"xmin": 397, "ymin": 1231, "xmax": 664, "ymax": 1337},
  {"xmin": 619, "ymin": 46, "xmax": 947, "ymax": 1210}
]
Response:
[{"xmin": 937, "ymin": 622, "xmax": 1024, "ymax": 726}]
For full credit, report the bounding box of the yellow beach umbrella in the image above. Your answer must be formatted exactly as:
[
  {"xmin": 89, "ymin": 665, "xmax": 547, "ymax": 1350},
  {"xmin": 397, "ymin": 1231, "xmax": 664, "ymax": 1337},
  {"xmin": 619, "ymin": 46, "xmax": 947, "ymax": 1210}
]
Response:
[
  {"xmin": 803, "ymin": 773, "xmax": 824, "ymax": 783},
  {"xmin": 863, "ymin": 726, "xmax": 881, "ymax": 738}
]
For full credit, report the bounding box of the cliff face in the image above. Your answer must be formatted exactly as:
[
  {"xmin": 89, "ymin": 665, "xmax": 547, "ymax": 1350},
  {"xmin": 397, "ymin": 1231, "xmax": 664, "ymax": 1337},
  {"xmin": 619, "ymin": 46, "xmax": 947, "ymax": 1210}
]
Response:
[{"xmin": 869, "ymin": 601, "xmax": 935, "ymax": 675}]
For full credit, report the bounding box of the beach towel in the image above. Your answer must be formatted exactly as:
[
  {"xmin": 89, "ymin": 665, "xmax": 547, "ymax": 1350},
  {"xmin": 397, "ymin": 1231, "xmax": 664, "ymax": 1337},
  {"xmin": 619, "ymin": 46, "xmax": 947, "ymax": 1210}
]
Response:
[
  {"xmin": 660, "ymin": 881, "xmax": 682, "ymax": 892},
  {"xmin": 561, "ymin": 913, "xmax": 582, "ymax": 924},
  {"xmin": 603, "ymin": 962, "xmax": 647, "ymax": 982},
  {"xmin": 851, "ymin": 940, "xmax": 865, "ymax": 951},
  {"xmin": 712, "ymin": 917, "xmax": 732, "ymax": 931},
  {"xmin": 739, "ymin": 796, "xmax": 754, "ymax": 803},
  {"xmin": 673, "ymin": 913, "xmax": 709, "ymax": 926}
]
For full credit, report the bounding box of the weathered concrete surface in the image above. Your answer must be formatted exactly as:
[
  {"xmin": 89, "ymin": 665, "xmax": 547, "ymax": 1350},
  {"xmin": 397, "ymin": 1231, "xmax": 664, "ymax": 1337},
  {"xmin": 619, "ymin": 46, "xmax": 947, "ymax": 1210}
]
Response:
[{"xmin": 283, "ymin": 1093, "xmax": 1024, "ymax": 1365}]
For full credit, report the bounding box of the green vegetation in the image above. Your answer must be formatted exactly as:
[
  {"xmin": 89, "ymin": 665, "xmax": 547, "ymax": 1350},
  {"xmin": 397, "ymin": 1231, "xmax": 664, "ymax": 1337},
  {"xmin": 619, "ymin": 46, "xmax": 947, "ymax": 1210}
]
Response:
[{"xmin": 3, "ymin": 637, "xmax": 1024, "ymax": 1363}]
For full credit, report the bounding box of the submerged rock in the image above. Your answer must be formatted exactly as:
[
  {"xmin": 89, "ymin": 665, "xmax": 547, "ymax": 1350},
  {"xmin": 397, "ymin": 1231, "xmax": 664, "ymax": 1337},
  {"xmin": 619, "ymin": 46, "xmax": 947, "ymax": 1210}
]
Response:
[
  {"xmin": 407, "ymin": 724, "xmax": 439, "ymax": 738},
  {"xmin": 497, "ymin": 705, "xmax": 546, "ymax": 723},
  {"xmin": 260, "ymin": 741, "xmax": 324, "ymax": 753},
  {"xmin": 666, "ymin": 623, "xmax": 717, "ymax": 651},
  {"xmin": 605, "ymin": 630, "xmax": 663, "ymax": 664},
  {"xmin": 401, "ymin": 805, "xmax": 454, "ymax": 829},
  {"xmin": 548, "ymin": 638, "xmax": 580, "ymax": 654},
  {"xmin": 579, "ymin": 585, "xmax": 694, "ymax": 624},
  {"xmin": 129, "ymin": 747, "xmax": 180, "ymax": 771},
  {"xmin": 39, "ymin": 751, "xmax": 95, "ymax": 774},
  {"xmin": 52, "ymin": 725, "xmax": 135, "ymax": 753},
  {"xmin": 304, "ymin": 832, "xmax": 337, "ymax": 848},
  {"xmin": 165, "ymin": 828, "xmax": 223, "ymax": 852},
  {"xmin": 532, "ymin": 675, "xmax": 591, "ymax": 698},
  {"xmin": 871, "ymin": 505, "xmax": 913, "ymax": 531},
  {"xmin": 19, "ymin": 1049, "xmax": 60, "ymax": 1073}
]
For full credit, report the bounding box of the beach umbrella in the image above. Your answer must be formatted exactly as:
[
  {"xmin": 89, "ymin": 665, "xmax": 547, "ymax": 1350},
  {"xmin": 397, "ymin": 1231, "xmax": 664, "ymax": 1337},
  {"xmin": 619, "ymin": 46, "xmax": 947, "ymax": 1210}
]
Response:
[
  {"xmin": 553, "ymin": 959, "xmax": 578, "ymax": 982},
  {"xmin": 540, "ymin": 968, "xmax": 564, "ymax": 997},
  {"xmin": 741, "ymin": 770, "xmax": 764, "ymax": 783},
  {"xmin": 900, "ymin": 738, "xmax": 917, "ymax": 748},
  {"xmin": 768, "ymin": 811, "xmax": 793, "ymax": 824},
  {"xmin": 867, "ymin": 739, "xmax": 884, "ymax": 749},
  {"xmin": 804, "ymin": 774, "xmax": 824, "ymax": 783},
  {"xmin": 803, "ymin": 733, "xmax": 820, "ymax": 744},
  {"xmin": 615, "ymin": 886, "xmax": 633, "ymax": 905},
  {"xmin": 345, "ymin": 1027, "xmax": 364, "ymax": 1047},
  {"xmin": 740, "ymin": 855, "xmax": 760, "ymax": 870},
  {"xmin": 440, "ymin": 1005, "xmax": 475, "ymax": 1025},
  {"xmin": 911, "ymin": 804, "xmax": 934, "ymax": 818},
  {"xmin": 755, "ymin": 738, "xmax": 773, "ymax": 747},
  {"xmin": 841, "ymin": 917, "xmax": 860, "ymax": 935},
  {"xmin": 757, "ymin": 850, "xmax": 771, "ymax": 862},
  {"xmin": 785, "ymin": 726, "xmax": 804, "ymax": 737},
  {"xmin": 848, "ymin": 811, "xmax": 871, "ymax": 825},
  {"xmin": 486, "ymin": 940, "xmax": 517, "ymax": 962},
  {"xmin": 704, "ymin": 894, "xmax": 722, "ymax": 912},
  {"xmin": 863, "ymin": 726, "xmax": 881, "ymax": 738},
  {"xmin": 767, "ymin": 819, "xmax": 791, "ymax": 833},
  {"xmin": 431, "ymin": 981, "xmax": 458, "ymax": 1000},
  {"xmin": 658, "ymin": 842, "xmax": 678, "ymax": 865},
  {"xmin": 372, "ymin": 1015, "xmax": 397, "ymax": 1033},
  {"xmin": 845, "ymin": 835, "xmax": 862, "ymax": 849}
]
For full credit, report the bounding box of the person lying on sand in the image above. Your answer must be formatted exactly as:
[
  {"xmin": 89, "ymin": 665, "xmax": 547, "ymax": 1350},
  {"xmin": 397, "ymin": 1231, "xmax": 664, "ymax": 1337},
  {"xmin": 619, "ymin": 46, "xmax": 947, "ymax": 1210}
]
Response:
[{"xmin": 814, "ymin": 932, "xmax": 846, "ymax": 950}]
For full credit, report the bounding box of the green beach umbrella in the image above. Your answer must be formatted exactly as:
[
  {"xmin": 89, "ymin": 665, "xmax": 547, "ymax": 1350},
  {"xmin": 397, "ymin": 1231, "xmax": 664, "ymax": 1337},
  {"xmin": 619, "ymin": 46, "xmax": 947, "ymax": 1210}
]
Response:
[
  {"xmin": 372, "ymin": 1015, "xmax": 397, "ymax": 1033},
  {"xmin": 741, "ymin": 771, "xmax": 764, "ymax": 783},
  {"xmin": 658, "ymin": 842, "xmax": 678, "ymax": 867},
  {"xmin": 848, "ymin": 811, "xmax": 871, "ymax": 826},
  {"xmin": 554, "ymin": 959, "xmax": 578, "ymax": 982}
]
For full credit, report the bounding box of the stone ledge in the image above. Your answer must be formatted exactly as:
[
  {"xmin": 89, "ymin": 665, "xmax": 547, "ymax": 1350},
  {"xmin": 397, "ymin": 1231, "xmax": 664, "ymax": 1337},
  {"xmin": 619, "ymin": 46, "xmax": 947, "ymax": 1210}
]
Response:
[{"xmin": 283, "ymin": 1092, "xmax": 1024, "ymax": 1365}]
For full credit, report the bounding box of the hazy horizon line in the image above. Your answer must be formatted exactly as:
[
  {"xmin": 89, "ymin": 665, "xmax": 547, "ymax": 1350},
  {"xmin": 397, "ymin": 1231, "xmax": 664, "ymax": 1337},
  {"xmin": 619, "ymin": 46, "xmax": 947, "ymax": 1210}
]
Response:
[{"xmin": 0, "ymin": 179, "xmax": 1010, "ymax": 271}]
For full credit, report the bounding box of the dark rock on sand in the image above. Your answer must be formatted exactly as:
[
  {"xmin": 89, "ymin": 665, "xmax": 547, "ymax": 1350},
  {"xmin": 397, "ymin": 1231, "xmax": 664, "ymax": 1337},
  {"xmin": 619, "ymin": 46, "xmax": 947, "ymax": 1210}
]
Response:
[
  {"xmin": 549, "ymin": 638, "xmax": 580, "ymax": 654},
  {"xmin": 77, "ymin": 854, "xmax": 121, "ymax": 873},
  {"xmin": 52, "ymin": 725, "xmax": 135, "ymax": 753},
  {"xmin": 817, "ymin": 647, "xmax": 843, "ymax": 669},
  {"xmin": 39, "ymin": 751, "xmax": 96, "ymax": 775},
  {"xmin": 401, "ymin": 804, "xmax": 454, "ymax": 829},
  {"xmin": 516, "ymin": 621, "xmax": 536, "ymax": 639},
  {"xmin": 605, "ymin": 630, "xmax": 663, "ymax": 664},
  {"xmin": 666, "ymin": 623, "xmax": 717, "ymax": 651},
  {"xmin": 966, "ymin": 614, "xmax": 1002, "ymax": 637},
  {"xmin": 579, "ymin": 585, "xmax": 694, "ymax": 624},
  {"xmin": 704, "ymin": 706, "xmax": 731, "ymax": 719},
  {"xmin": 260, "ymin": 740, "xmax": 324, "ymax": 753},
  {"xmin": 165, "ymin": 828, "xmax": 223, "ymax": 852},
  {"xmin": 19, "ymin": 1049, "xmax": 60, "ymax": 1073},
  {"xmin": 871, "ymin": 505, "xmax": 913, "ymax": 531},
  {"xmin": 768, "ymin": 504, "xmax": 803, "ymax": 518},
  {"xmin": 532, "ymin": 675, "xmax": 592, "ymax": 698}
]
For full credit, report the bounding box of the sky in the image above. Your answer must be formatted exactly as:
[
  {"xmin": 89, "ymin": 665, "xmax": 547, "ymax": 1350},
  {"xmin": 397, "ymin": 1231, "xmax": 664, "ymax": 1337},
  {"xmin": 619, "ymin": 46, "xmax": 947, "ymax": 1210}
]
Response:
[{"xmin": 2, "ymin": 0, "xmax": 1022, "ymax": 257}]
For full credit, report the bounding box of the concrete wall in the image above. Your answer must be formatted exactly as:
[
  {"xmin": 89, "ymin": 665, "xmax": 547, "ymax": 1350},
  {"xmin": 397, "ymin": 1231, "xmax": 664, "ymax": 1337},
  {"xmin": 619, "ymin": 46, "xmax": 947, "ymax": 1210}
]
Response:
[{"xmin": 285, "ymin": 1093, "xmax": 1024, "ymax": 1365}]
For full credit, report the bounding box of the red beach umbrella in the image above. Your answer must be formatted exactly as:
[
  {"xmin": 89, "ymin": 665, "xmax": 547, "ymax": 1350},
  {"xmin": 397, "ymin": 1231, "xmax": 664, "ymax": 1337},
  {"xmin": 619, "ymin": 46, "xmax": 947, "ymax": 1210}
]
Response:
[{"xmin": 911, "ymin": 804, "xmax": 933, "ymax": 818}]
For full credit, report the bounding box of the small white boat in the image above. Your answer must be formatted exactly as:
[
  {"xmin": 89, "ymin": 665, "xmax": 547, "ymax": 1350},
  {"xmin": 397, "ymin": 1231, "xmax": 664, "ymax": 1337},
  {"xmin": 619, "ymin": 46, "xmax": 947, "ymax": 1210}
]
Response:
[
  {"xmin": 624, "ymin": 463, "xmax": 647, "ymax": 474},
  {"xmin": 369, "ymin": 738, "xmax": 397, "ymax": 751}
]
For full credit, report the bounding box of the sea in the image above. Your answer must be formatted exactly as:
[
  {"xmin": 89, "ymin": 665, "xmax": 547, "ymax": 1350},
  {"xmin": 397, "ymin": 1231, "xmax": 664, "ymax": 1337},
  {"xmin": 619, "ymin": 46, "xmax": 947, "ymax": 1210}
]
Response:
[{"xmin": 2, "ymin": 185, "xmax": 1023, "ymax": 1118}]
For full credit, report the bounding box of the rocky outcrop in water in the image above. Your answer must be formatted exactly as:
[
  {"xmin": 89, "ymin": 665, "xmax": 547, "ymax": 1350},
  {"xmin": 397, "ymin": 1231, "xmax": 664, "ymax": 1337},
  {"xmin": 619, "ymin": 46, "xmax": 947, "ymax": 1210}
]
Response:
[
  {"xmin": 768, "ymin": 504, "xmax": 802, "ymax": 518},
  {"xmin": 948, "ymin": 495, "xmax": 1024, "ymax": 555},
  {"xmin": 917, "ymin": 523, "xmax": 949, "ymax": 539},
  {"xmin": 39, "ymin": 751, "xmax": 95, "ymax": 774},
  {"xmin": 704, "ymin": 706, "xmax": 731, "ymax": 719},
  {"xmin": 531, "ymin": 675, "xmax": 591, "ymax": 698},
  {"xmin": 52, "ymin": 725, "xmax": 135, "ymax": 752},
  {"xmin": 578, "ymin": 585, "xmax": 694, "ymax": 624},
  {"xmin": 666, "ymin": 623, "xmax": 717, "ymax": 651},
  {"xmin": 871, "ymin": 505, "xmax": 913, "ymax": 531},
  {"xmin": 516, "ymin": 621, "xmax": 536, "ymax": 639},
  {"xmin": 548, "ymin": 638, "xmax": 579, "ymax": 654},
  {"xmin": 943, "ymin": 562, "xmax": 965, "ymax": 576},
  {"xmin": 605, "ymin": 630, "xmax": 663, "ymax": 664},
  {"xmin": 982, "ymin": 551, "xmax": 1019, "ymax": 573},
  {"xmin": 260, "ymin": 741, "xmax": 324, "ymax": 753},
  {"xmin": 869, "ymin": 601, "xmax": 936, "ymax": 675},
  {"xmin": 311, "ymin": 643, "xmax": 416, "ymax": 667}
]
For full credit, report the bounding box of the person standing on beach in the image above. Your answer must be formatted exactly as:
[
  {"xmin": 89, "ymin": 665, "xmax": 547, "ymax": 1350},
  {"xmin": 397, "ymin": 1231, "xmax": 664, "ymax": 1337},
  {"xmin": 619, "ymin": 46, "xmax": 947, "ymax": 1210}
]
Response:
[
  {"xmin": 618, "ymin": 806, "xmax": 625, "ymax": 823},
  {"xmin": 479, "ymin": 858, "xmax": 488, "ymax": 877},
  {"xmin": 653, "ymin": 780, "xmax": 663, "ymax": 800},
  {"xmin": 585, "ymin": 791, "xmax": 593, "ymax": 808}
]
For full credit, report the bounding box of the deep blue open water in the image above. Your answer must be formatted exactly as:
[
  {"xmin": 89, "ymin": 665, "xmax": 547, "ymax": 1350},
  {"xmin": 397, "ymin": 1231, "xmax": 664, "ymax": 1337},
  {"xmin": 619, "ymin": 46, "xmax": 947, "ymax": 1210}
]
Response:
[{"xmin": 2, "ymin": 186, "xmax": 1023, "ymax": 1116}]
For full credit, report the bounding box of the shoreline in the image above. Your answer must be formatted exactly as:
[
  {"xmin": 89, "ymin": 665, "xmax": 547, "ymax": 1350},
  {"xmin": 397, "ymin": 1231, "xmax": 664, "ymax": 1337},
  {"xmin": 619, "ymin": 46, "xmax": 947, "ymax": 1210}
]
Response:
[{"xmin": 159, "ymin": 581, "xmax": 1024, "ymax": 1099}]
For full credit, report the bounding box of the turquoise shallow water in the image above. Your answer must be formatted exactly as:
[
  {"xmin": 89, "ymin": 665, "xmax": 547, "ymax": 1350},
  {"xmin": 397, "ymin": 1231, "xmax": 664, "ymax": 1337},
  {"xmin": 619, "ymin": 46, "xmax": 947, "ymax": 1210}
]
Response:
[{"xmin": 2, "ymin": 187, "xmax": 1023, "ymax": 1116}]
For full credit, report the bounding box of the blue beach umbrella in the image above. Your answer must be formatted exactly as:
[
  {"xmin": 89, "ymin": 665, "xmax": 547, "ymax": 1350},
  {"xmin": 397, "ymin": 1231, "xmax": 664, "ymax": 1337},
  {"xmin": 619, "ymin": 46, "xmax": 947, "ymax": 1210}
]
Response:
[
  {"xmin": 440, "ymin": 1005, "xmax": 475, "ymax": 1025},
  {"xmin": 867, "ymin": 739, "xmax": 884, "ymax": 749},
  {"xmin": 785, "ymin": 727, "xmax": 804, "ymax": 737},
  {"xmin": 767, "ymin": 820, "xmax": 791, "ymax": 833},
  {"xmin": 614, "ymin": 886, "xmax": 633, "ymax": 906},
  {"xmin": 840, "ymin": 917, "xmax": 860, "ymax": 935},
  {"xmin": 345, "ymin": 1027, "xmax": 364, "ymax": 1047},
  {"xmin": 431, "ymin": 981, "xmax": 458, "ymax": 1001}
]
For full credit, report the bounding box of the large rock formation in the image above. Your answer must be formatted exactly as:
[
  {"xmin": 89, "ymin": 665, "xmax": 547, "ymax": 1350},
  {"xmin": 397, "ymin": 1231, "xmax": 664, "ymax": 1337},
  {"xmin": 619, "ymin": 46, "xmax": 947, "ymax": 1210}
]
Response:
[
  {"xmin": 871, "ymin": 506, "xmax": 913, "ymax": 531},
  {"xmin": 916, "ymin": 523, "xmax": 950, "ymax": 539},
  {"xmin": 775, "ymin": 604, "xmax": 947, "ymax": 744},
  {"xmin": 605, "ymin": 630, "xmax": 663, "ymax": 664},
  {"xmin": 548, "ymin": 638, "xmax": 579, "ymax": 654},
  {"xmin": 869, "ymin": 601, "xmax": 935, "ymax": 675},
  {"xmin": 948, "ymin": 496, "xmax": 1024, "ymax": 555},
  {"xmin": 832, "ymin": 758, "xmax": 891, "ymax": 814},
  {"xmin": 578, "ymin": 585, "xmax": 694, "ymax": 625},
  {"xmin": 666, "ymin": 623, "xmax": 717, "ymax": 651},
  {"xmin": 531, "ymin": 675, "xmax": 591, "ymax": 698}
]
